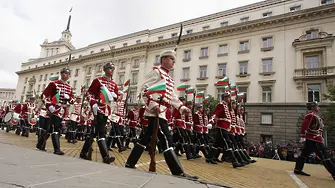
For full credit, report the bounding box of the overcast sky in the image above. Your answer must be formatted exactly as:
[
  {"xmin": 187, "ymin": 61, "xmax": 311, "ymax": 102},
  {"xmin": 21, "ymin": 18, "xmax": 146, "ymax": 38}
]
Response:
[{"xmin": 0, "ymin": 0, "xmax": 262, "ymax": 89}]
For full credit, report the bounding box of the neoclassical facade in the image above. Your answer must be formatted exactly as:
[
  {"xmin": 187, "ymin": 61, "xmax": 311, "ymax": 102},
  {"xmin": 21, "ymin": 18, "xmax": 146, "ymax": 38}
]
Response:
[
  {"xmin": 15, "ymin": 0, "xmax": 335, "ymax": 144},
  {"xmin": 0, "ymin": 88, "xmax": 16, "ymax": 106}
]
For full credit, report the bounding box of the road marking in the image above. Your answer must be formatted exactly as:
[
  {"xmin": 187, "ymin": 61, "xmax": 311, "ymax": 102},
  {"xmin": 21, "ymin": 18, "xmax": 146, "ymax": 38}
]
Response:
[
  {"xmin": 287, "ymin": 171, "xmax": 309, "ymax": 188},
  {"xmin": 135, "ymin": 160, "xmax": 165, "ymax": 167}
]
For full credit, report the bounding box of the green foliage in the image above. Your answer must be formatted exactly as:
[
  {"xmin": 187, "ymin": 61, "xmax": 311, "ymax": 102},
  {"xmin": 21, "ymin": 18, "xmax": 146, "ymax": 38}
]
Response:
[{"xmin": 203, "ymin": 95, "xmax": 220, "ymax": 114}]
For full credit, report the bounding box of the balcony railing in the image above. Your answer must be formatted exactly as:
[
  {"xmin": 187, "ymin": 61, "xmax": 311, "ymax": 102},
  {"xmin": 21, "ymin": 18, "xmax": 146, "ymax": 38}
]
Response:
[{"xmin": 294, "ymin": 66, "xmax": 335, "ymax": 80}]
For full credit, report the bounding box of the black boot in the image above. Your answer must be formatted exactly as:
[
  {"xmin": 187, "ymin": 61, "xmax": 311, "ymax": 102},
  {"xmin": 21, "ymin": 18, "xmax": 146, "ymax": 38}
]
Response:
[
  {"xmin": 36, "ymin": 129, "xmax": 46, "ymax": 151},
  {"xmin": 163, "ymin": 148, "xmax": 199, "ymax": 180},
  {"xmin": 41, "ymin": 134, "xmax": 50, "ymax": 151},
  {"xmin": 51, "ymin": 133, "xmax": 64, "ymax": 155},
  {"xmin": 243, "ymin": 149, "xmax": 256, "ymax": 163},
  {"xmin": 227, "ymin": 149, "xmax": 243, "ymax": 168},
  {"xmin": 192, "ymin": 145, "xmax": 201, "ymax": 159},
  {"xmin": 234, "ymin": 150, "xmax": 247, "ymax": 166},
  {"xmin": 72, "ymin": 132, "xmax": 77, "ymax": 143},
  {"xmin": 182, "ymin": 144, "xmax": 193, "ymax": 160},
  {"xmin": 111, "ymin": 139, "xmax": 117, "ymax": 148},
  {"xmin": 125, "ymin": 143, "xmax": 146, "ymax": 169},
  {"xmin": 116, "ymin": 137, "xmax": 126, "ymax": 153},
  {"xmin": 322, "ymin": 159, "xmax": 335, "ymax": 178},
  {"xmin": 106, "ymin": 136, "xmax": 113, "ymax": 151},
  {"xmin": 125, "ymin": 138, "xmax": 131, "ymax": 149},
  {"xmin": 80, "ymin": 136, "xmax": 94, "ymax": 160},
  {"xmin": 238, "ymin": 149, "xmax": 250, "ymax": 164},
  {"xmin": 174, "ymin": 143, "xmax": 182, "ymax": 156},
  {"xmin": 214, "ymin": 148, "xmax": 223, "ymax": 163},
  {"xmin": 200, "ymin": 145, "xmax": 209, "ymax": 158},
  {"xmin": 206, "ymin": 147, "xmax": 218, "ymax": 164},
  {"xmin": 294, "ymin": 156, "xmax": 310, "ymax": 176},
  {"xmin": 97, "ymin": 138, "xmax": 115, "ymax": 164}
]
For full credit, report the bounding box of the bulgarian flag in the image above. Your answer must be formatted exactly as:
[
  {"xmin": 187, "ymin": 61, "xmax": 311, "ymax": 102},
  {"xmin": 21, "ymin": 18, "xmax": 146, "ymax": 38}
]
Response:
[
  {"xmin": 186, "ymin": 87, "xmax": 195, "ymax": 94},
  {"xmin": 50, "ymin": 75, "xmax": 59, "ymax": 81},
  {"xmin": 230, "ymin": 85, "xmax": 237, "ymax": 92},
  {"xmin": 146, "ymin": 80, "xmax": 166, "ymax": 95},
  {"xmin": 237, "ymin": 93, "xmax": 245, "ymax": 101},
  {"xmin": 177, "ymin": 83, "xmax": 187, "ymax": 91},
  {"xmin": 224, "ymin": 86, "xmax": 230, "ymax": 93},
  {"xmin": 52, "ymin": 91, "xmax": 60, "ymax": 105},
  {"xmin": 196, "ymin": 91, "xmax": 205, "ymax": 98},
  {"xmin": 217, "ymin": 76, "xmax": 229, "ymax": 86},
  {"xmin": 231, "ymin": 90, "xmax": 237, "ymax": 97},
  {"xmin": 100, "ymin": 85, "xmax": 116, "ymax": 104},
  {"xmin": 124, "ymin": 79, "xmax": 131, "ymax": 87},
  {"xmin": 204, "ymin": 96, "xmax": 210, "ymax": 103}
]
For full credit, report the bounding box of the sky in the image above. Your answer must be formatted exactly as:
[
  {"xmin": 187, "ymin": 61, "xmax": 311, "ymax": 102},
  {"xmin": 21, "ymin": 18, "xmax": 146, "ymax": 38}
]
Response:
[{"xmin": 0, "ymin": 0, "xmax": 263, "ymax": 89}]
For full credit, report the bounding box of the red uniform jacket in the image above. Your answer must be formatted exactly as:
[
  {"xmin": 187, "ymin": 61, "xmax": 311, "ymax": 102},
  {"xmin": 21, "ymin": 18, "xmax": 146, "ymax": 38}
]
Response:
[
  {"xmin": 116, "ymin": 101, "xmax": 126, "ymax": 126},
  {"xmin": 229, "ymin": 110, "xmax": 237, "ymax": 135},
  {"xmin": 128, "ymin": 109, "xmax": 139, "ymax": 128},
  {"xmin": 301, "ymin": 111, "xmax": 324, "ymax": 143},
  {"xmin": 86, "ymin": 76, "xmax": 119, "ymax": 117},
  {"xmin": 213, "ymin": 101, "xmax": 231, "ymax": 131},
  {"xmin": 13, "ymin": 104, "xmax": 23, "ymax": 119},
  {"xmin": 166, "ymin": 108, "xmax": 174, "ymax": 128},
  {"xmin": 172, "ymin": 108, "xmax": 185, "ymax": 129},
  {"xmin": 185, "ymin": 113, "xmax": 193, "ymax": 131},
  {"xmin": 41, "ymin": 80, "xmax": 75, "ymax": 118},
  {"xmin": 203, "ymin": 114, "xmax": 209, "ymax": 134},
  {"xmin": 193, "ymin": 111, "xmax": 204, "ymax": 133},
  {"xmin": 139, "ymin": 106, "xmax": 148, "ymax": 127}
]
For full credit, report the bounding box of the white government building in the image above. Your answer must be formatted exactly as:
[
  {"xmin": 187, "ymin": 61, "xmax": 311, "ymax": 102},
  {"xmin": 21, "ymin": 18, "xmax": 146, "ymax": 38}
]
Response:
[{"xmin": 15, "ymin": 0, "xmax": 335, "ymax": 144}]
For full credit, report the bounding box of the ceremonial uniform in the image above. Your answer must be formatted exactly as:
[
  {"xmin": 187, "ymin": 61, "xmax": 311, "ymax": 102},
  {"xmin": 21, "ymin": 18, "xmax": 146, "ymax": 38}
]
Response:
[
  {"xmin": 80, "ymin": 63, "xmax": 118, "ymax": 164},
  {"xmin": 294, "ymin": 102, "xmax": 335, "ymax": 179},
  {"xmin": 126, "ymin": 108, "xmax": 139, "ymax": 148},
  {"xmin": 125, "ymin": 50, "xmax": 197, "ymax": 179},
  {"xmin": 68, "ymin": 99, "xmax": 81, "ymax": 143},
  {"xmin": 139, "ymin": 105, "xmax": 148, "ymax": 139},
  {"xmin": 36, "ymin": 101, "xmax": 51, "ymax": 151},
  {"xmin": 40, "ymin": 69, "xmax": 75, "ymax": 155},
  {"xmin": 13, "ymin": 103, "xmax": 23, "ymax": 135},
  {"xmin": 192, "ymin": 109, "xmax": 207, "ymax": 158},
  {"xmin": 172, "ymin": 107, "xmax": 190, "ymax": 158}
]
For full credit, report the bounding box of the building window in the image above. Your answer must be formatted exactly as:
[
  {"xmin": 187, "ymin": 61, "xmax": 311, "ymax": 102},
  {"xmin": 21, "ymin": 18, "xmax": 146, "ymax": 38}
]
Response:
[
  {"xmin": 218, "ymin": 44, "xmax": 228, "ymax": 54},
  {"xmin": 290, "ymin": 5, "xmax": 301, "ymax": 12},
  {"xmin": 186, "ymin": 29, "xmax": 193, "ymax": 34},
  {"xmin": 120, "ymin": 61, "xmax": 126, "ymax": 69},
  {"xmin": 262, "ymin": 58, "xmax": 273, "ymax": 72},
  {"xmin": 240, "ymin": 17, "xmax": 249, "ymax": 23},
  {"xmin": 261, "ymin": 113, "xmax": 273, "ymax": 125},
  {"xmin": 129, "ymin": 89, "xmax": 137, "ymax": 103},
  {"xmin": 158, "ymin": 36, "xmax": 163, "ymax": 40},
  {"xmin": 262, "ymin": 37, "xmax": 273, "ymax": 48},
  {"xmin": 182, "ymin": 67, "xmax": 190, "ymax": 79},
  {"xmin": 262, "ymin": 86, "xmax": 272, "ymax": 103},
  {"xmin": 136, "ymin": 40, "xmax": 141, "ymax": 44},
  {"xmin": 100, "ymin": 48, "xmax": 104, "ymax": 52},
  {"xmin": 22, "ymin": 86, "xmax": 26, "ymax": 94},
  {"xmin": 155, "ymin": 55, "xmax": 160, "ymax": 65},
  {"xmin": 217, "ymin": 88, "xmax": 225, "ymax": 100},
  {"xmin": 97, "ymin": 65, "xmax": 102, "ymax": 73},
  {"xmin": 24, "ymin": 77, "xmax": 28, "ymax": 83},
  {"xmin": 87, "ymin": 67, "xmax": 92, "ymax": 75},
  {"xmin": 44, "ymin": 74, "xmax": 48, "ymax": 81},
  {"xmin": 239, "ymin": 62, "xmax": 248, "ymax": 75},
  {"xmin": 74, "ymin": 69, "xmax": 79, "ymax": 76},
  {"xmin": 37, "ymin": 85, "xmax": 40, "ymax": 92},
  {"xmin": 168, "ymin": 69, "xmax": 174, "ymax": 78},
  {"xmin": 239, "ymin": 41, "xmax": 249, "ymax": 51},
  {"xmin": 131, "ymin": 72, "xmax": 138, "ymax": 84},
  {"xmin": 261, "ymin": 134, "xmax": 273, "ymax": 144},
  {"xmin": 220, "ymin": 22, "xmax": 228, "ymax": 27},
  {"xmin": 39, "ymin": 75, "xmax": 42, "ymax": 82},
  {"xmin": 263, "ymin": 12, "xmax": 272, "ymax": 18},
  {"xmin": 123, "ymin": 43, "xmax": 127, "ymax": 47},
  {"xmin": 238, "ymin": 86, "xmax": 248, "ymax": 102},
  {"xmin": 218, "ymin": 64, "xmax": 227, "ymax": 77},
  {"xmin": 86, "ymin": 78, "xmax": 90, "ymax": 87},
  {"xmin": 42, "ymin": 84, "xmax": 46, "ymax": 89},
  {"xmin": 133, "ymin": 59, "xmax": 140, "ymax": 68},
  {"xmin": 200, "ymin": 47, "xmax": 209, "ymax": 57},
  {"xmin": 171, "ymin": 33, "xmax": 178, "ymax": 38},
  {"xmin": 199, "ymin": 66, "xmax": 207, "ymax": 78},
  {"xmin": 306, "ymin": 30, "xmax": 319, "ymax": 40},
  {"xmin": 184, "ymin": 50, "xmax": 191, "ymax": 60},
  {"xmin": 73, "ymin": 80, "xmax": 77, "ymax": 89},
  {"xmin": 119, "ymin": 75, "xmax": 125, "ymax": 84},
  {"xmin": 304, "ymin": 55, "xmax": 320, "ymax": 69},
  {"xmin": 203, "ymin": 26, "xmax": 210, "ymax": 31},
  {"xmin": 307, "ymin": 83, "xmax": 321, "ymax": 102},
  {"xmin": 321, "ymin": 0, "xmax": 334, "ymax": 5}
]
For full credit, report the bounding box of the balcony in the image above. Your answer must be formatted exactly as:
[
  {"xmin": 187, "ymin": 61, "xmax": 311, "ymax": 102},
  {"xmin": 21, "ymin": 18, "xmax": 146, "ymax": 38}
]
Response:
[{"xmin": 293, "ymin": 66, "xmax": 335, "ymax": 80}]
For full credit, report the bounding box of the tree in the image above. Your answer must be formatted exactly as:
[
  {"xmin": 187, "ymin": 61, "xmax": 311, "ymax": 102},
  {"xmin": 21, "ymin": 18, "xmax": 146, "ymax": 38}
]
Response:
[
  {"xmin": 323, "ymin": 86, "xmax": 335, "ymax": 148},
  {"xmin": 203, "ymin": 95, "xmax": 220, "ymax": 114}
]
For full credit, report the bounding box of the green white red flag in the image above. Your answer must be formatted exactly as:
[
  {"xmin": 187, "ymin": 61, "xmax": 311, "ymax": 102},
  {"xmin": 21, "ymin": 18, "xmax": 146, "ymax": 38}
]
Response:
[
  {"xmin": 49, "ymin": 75, "xmax": 59, "ymax": 81},
  {"xmin": 217, "ymin": 76, "xmax": 229, "ymax": 86},
  {"xmin": 186, "ymin": 87, "xmax": 195, "ymax": 94},
  {"xmin": 196, "ymin": 91, "xmax": 205, "ymax": 98},
  {"xmin": 146, "ymin": 80, "xmax": 166, "ymax": 95},
  {"xmin": 52, "ymin": 91, "xmax": 60, "ymax": 105},
  {"xmin": 177, "ymin": 83, "xmax": 188, "ymax": 91}
]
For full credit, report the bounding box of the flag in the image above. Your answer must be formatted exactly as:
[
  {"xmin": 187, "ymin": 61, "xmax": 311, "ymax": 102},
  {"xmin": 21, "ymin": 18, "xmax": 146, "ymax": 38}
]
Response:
[
  {"xmin": 224, "ymin": 86, "xmax": 230, "ymax": 93},
  {"xmin": 231, "ymin": 91, "xmax": 237, "ymax": 97},
  {"xmin": 230, "ymin": 85, "xmax": 237, "ymax": 92},
  {"xmin": 124, "ymin": 79, "xmax": 130, "ymax": 87},
  {"xmin": 217, "ymin": 76, "xmax": 229, "ymax": 86},
  {"xmin": 177, "ymin": 83, "xmax": 187, "ymax": 91},
  {"xmin": 146, "ymin": 80, "xmax": 166, "ymax": 95},
  {"xmin": 52, "ymin": 91, "xmax": 60, "ymax": 105},
  {"xmin": 49, "ymin": 75, "xmax": 59, "ymax": 81},
  {"xmin": 196, "ymin": 91, "xmax": 205, "ymax": 98},
  {"xmin": 204, "ymin": 96, "xmax": 210, "ymax": 103},
  {"xmin": 100, "ymin": 85, "xmax": 116, "ymax": 104},
  {"xmin": 237, "ymin": 93, "xmax": 245, "ymax": 101},
  {"xmin": 69, "ymin": 7, "xmax": 73, "ymax": 12},
  {"xmin": 186, "ymin": 87, "xmax": 195, "ymax": 94}
]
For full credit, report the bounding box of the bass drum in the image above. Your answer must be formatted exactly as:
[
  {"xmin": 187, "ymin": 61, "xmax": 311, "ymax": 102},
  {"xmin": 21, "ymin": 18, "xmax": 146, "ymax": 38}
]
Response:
[{"xmin": 3, "ymin": 111, "xmax": 13, "ymax": 123}]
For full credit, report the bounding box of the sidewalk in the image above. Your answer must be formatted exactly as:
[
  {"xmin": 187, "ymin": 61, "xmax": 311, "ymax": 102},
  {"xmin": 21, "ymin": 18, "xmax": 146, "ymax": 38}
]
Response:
[{"xmin": 0, "ymin": 142, "xmax": 226, "ymax": 188}]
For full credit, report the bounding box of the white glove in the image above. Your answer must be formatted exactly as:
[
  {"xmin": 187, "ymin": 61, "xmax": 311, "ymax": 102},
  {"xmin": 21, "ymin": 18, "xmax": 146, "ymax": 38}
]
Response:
[
  {"xmin": 49, "ymin": 105, "xmax": 56, "ymax": 113},
  {"xmin": 168, "ymin": 126, "xmax": 172, "ymax": 131},
  {"xmin": 207, "ymin": 124, "xmax": 213, "ymax": 129},
  {"xmin": 299, "ymin": 137, "xmax": 306, "ymax": 143},
  {"xmin": 92, "ymin": 104, "xmax": 99, "ymax": 115},
  {"xmin": 64, "ymin": 94, "xmax": 70, "ymax": 100}
]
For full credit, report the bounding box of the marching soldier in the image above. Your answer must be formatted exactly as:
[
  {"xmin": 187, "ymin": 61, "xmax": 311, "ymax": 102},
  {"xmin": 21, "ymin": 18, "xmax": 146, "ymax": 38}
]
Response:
[
  {"xmin": 138, "ymin": 104, "xmax": 148, "ymax": 139},
  {"xmin": 40, "ymin": 68, "xmax": 75, "ymax": 155},
  {"xmin": 206, "ymin": 92, "xmax": 243, "ymax": 168},
  {"xmin": 192, "ymin": 105, "xmax": 208, "ymax": 159},
  {"xmin": 68, "ymin": 97, "xmax": 81, "ymax": 143},
  {"xmin": 21, "ymin": 96, "xmax": 37, "ymax": 137},
  {"xmin": 125, "ymin": 49, "xmax": 197, "ymax": 179},
  {"xmin": 294, "ymin": 102, "xmax": 335, "ymax": 180},
  {"xmin": 36, "ymin": 100, "xmax": 50, "ymax": 151},
  {"xmin": 80, "ymin": 62, "xmax": 118, "ymax": 164},
  {"xmin": 125, "ymin": 104, "xmax": 139, "ymax": 149}
]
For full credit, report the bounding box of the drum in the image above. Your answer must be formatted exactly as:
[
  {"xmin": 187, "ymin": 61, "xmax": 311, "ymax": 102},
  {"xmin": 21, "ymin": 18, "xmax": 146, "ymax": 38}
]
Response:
[
  {"xmin": 29, "ymin": 118, "xmax": 37, "ymax": 126},
  {"xmin": 3, "ymin": 111, "xmax": 13, "ymax": 123},
  {"xmin": 110, "ymin": 114, "xmax": 120, "ymax": 124},
  {"xmin": 12, "ymin": 112, "xmax": 20, "ymax": 121},
  {"xmin": 70, "ymin": 114, "xmax": 79, "ymax": 122}
]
